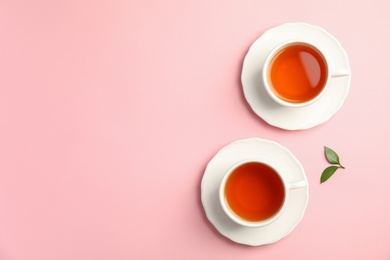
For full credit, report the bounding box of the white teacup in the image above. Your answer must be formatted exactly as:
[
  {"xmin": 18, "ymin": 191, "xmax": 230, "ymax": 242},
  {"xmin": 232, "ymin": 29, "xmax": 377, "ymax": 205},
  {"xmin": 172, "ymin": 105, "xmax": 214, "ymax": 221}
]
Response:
[
  {"xmin": 262, "ymin": 40, "xmax": 350, "ymax": 108},
  {"xmin": 219, "ymin": 158, "xmax": 306, "ymax": 228}
]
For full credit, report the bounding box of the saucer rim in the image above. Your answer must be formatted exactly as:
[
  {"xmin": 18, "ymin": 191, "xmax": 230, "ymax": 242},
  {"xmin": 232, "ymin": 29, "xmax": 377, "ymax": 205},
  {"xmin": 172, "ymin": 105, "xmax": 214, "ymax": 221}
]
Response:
[
  {"xmin": 201, "ymin": 138, "xmax": 309, "ymax": 246},
  {"xmin": 241, "ymin": 22, "xmax": 351, "ymax": 130}
]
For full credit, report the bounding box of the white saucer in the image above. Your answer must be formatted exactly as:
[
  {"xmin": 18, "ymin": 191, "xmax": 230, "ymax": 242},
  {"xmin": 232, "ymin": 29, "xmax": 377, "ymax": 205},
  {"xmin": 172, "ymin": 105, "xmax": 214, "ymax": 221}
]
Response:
[
  {"xmin": 201, "ymin": 138, "xmax": 309, "ymax": 246},
  {"xmin": 241, "ymin": 23, "xmax": 351, "ymax": 130}
]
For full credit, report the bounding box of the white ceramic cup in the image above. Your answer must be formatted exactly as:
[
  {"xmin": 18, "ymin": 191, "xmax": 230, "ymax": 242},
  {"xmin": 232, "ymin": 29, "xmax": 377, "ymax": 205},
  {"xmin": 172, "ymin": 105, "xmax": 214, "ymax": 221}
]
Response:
[
  {"xmin": 219, "ymin": 158, "xmax": 307, "ymax": 228},
  {"xmin": 262, "ymin": 40, "xmax": 350, "ymax": 108}
]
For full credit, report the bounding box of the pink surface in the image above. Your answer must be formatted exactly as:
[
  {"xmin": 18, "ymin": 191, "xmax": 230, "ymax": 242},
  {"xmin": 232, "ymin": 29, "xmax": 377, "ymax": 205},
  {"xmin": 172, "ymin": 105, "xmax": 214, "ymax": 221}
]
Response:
[{"xmin": 0, "ymin": 0, "xmax": 389, "ymax": 259}]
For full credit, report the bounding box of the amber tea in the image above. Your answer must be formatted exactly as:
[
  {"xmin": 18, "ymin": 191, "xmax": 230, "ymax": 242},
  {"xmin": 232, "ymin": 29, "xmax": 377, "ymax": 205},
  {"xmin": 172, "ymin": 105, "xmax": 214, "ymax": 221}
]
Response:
[
  {"xmin": 267, "ymin": 44, "xmax": 328, "ymax": 103},
  {"xmin": 224, "ymin": 162, "xmax": 285, "ymax": 222}
]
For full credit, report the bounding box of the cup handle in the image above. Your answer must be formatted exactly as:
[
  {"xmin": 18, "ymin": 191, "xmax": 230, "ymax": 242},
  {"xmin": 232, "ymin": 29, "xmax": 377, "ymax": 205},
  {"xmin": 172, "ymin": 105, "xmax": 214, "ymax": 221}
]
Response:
[
  {"xmin": 287, "ymin": 180, "xmax": 307, "ymax": 190},
  {"xmin": 331, "ymin": 68, "xmax": 351, "ymax": 78}
]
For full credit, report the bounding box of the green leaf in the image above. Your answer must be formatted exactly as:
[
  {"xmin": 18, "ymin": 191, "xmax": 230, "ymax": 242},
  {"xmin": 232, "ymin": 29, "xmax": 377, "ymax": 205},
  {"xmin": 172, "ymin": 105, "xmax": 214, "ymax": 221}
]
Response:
[
  {"xmin": 320, "ymin": 166, "xmax": 339, "ymax": 183},
  {"xmin": 324, "ymin": 146, "xmax": 340, "ymax": 165}
]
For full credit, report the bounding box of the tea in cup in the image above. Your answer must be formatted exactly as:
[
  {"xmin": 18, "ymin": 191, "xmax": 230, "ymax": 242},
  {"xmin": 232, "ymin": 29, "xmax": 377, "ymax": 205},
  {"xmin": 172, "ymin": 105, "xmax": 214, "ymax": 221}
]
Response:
[
  {"xmin": 219, "ymin": 159, "xmax": 306, "ymax": 227},
  {"xmin": 262, "ymin": 40, "xmax": 350, "ymax": 107}
]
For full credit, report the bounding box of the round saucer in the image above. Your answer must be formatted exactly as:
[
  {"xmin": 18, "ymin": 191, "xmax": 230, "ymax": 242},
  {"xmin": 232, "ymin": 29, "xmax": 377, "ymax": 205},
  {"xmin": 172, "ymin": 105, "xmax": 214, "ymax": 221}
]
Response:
[
  {"xmin": 201, "ymin": 138, "xmax": 309, "ymax": 246},
  {"xmin": 241, "ymin": 23, "xmax": 351, "ymax": 130}
]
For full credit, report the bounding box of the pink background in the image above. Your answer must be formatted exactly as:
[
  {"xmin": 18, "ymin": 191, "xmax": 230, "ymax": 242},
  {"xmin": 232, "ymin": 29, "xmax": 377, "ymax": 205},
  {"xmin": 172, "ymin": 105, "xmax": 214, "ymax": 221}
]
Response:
[{"xmin": 0, "ymin": 0, "xmax": 389, "ymax": 259}]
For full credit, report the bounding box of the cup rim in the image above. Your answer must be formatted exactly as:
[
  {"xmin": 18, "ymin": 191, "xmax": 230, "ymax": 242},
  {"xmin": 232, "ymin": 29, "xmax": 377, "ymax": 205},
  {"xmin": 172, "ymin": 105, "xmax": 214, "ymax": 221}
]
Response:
[
  {"xmin": 262, "ymin": 40, "xmax": 330, "ymax": 108},
  {"xmin": 219, "ymin": 158, "xmax": 289, "ymax": 228}
]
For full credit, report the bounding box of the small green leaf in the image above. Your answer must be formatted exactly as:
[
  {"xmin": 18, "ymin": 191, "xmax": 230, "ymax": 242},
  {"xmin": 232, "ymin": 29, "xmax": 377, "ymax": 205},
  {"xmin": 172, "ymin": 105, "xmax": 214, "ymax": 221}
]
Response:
[
  {"xmin": 324, "ymin": 146, "xmax": 340, "ymax": 165},
  {"xmin": 320, "ymin": 166, "xmax": 339, "ymax": 183}
]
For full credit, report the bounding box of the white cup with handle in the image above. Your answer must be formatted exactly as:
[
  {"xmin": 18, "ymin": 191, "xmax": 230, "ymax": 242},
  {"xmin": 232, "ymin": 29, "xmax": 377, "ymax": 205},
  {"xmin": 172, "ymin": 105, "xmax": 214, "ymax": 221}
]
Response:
[
  {"xmin": 219, "ymin": 158, "xmax": 307, "ymax": 228},
  {"xmin": 262, "ymin": 40, "xmax": 351, "ymax": 108}
]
